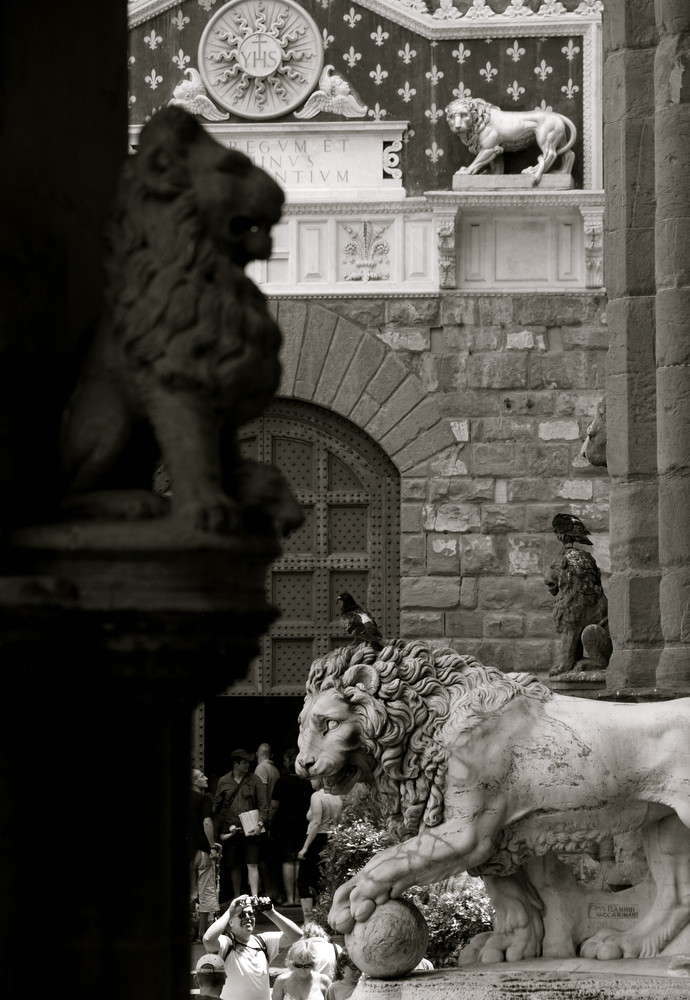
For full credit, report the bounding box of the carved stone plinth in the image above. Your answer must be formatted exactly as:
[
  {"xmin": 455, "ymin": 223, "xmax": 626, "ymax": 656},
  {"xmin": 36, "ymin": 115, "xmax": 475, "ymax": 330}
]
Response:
[
  {"xmin": 451, "ymin": 173, "xmax": 574, "ymax": 190},
  {"xmin": 548, "ymin": 670, "xmax": 607, "ymax": 697}
]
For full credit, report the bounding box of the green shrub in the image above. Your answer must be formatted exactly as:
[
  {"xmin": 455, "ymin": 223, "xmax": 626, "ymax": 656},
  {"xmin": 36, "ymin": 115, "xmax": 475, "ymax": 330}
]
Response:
[
  {"xmin": 409, "ymin": 876, "xmax": 494, "ymax": 967},
  {"xmin": 313, "ymin": 789, "xmax": 493, "ymax": 967}
]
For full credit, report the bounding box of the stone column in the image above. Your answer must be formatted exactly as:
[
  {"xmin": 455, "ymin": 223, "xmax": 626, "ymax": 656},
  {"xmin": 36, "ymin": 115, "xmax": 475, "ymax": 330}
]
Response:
[
  {"xmin": 603, "ymin": 1, "xmax": 663, "ymax": 691},
  {"xmin": 654, "ymin": 2, "xmax": 690, "ymax": 691}
]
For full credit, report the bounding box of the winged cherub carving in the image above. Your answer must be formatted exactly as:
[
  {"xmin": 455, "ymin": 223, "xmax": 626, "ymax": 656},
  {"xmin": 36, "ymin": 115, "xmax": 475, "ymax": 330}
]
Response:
[{"xmin": 294, "ymin": 65, "xmax": 367, "ymax": 120}]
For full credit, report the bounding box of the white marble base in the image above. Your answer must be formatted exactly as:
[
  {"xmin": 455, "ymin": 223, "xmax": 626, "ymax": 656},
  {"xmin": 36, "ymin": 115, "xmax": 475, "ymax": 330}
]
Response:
[
  {"xmin": 451, "ymin": 173, "xmax": 574, "ymax": 191},
  {"xmin": 350, "ymin": 957, "xmax": 690, "ymax": 1000}
]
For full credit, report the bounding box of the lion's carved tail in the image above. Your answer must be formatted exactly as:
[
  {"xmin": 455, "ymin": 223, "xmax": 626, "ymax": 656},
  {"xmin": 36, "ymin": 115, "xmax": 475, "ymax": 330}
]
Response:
[{"xmin": 556, "ymin": 115, "xmax": 578, "ymax": 157}]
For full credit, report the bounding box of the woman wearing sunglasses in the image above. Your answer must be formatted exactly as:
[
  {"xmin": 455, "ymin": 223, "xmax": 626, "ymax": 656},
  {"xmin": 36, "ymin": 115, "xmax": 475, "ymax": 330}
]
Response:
[{"xmin": 272, "ymin": 939, "xmax": 330, "ymax": 999}]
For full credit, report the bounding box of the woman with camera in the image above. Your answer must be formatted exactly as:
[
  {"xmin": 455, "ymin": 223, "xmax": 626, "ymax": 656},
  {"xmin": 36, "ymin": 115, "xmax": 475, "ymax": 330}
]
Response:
[{"xmin": 202, "ymin": 893, "xmax": 302, "ymax": 1000}]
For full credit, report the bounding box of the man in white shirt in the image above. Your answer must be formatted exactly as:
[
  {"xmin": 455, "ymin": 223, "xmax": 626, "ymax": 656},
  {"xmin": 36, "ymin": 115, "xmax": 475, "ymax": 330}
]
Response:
[{"xmin": 203, "ymin": 893, "xmax": 302, "ymax": 1000}]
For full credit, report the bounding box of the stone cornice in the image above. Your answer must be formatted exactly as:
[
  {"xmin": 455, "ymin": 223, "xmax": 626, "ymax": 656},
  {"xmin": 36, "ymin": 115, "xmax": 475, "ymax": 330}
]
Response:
[
  {"xmin": 283, "ymin": 197, "xmax": 430, "ymax": 214},
  {"xmin": 128, "ymin": 0, "xmax": 602, "ymax": 35},
  {"xmin": 424, "ymin": 189, "xmax": 604, "ymax": 208}
]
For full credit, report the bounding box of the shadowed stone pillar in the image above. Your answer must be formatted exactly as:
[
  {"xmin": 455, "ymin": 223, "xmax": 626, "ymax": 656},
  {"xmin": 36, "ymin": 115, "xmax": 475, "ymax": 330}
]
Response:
[
  {"xmin": 655, "ymin": 1, "xmax": 690, "ymax": 691},
  {"xmin": 603, "ymin": 1, "xmax": 662, "ymax": 691}
]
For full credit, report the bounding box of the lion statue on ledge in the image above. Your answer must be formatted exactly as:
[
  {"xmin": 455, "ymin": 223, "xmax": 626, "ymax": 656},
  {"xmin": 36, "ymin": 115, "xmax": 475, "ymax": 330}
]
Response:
[
  {"xmin": 445, "ymin": 97, "xmax": 577, "ymax": 185},
  {"xmin": 60, "ymin": 106, "xmax": 300, "ymax": 537},
  {"xmin": 297, "ymin": 639, "xmax": 690, "ymax": 966}
]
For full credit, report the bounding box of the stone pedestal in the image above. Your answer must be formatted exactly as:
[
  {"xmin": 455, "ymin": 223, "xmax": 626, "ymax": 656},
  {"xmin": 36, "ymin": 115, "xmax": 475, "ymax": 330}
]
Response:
[
  {"xmin": 451, "ymin": 173, "xmax": 574, "ymax": 191},
  {"xmin": 350, "ymin": 960, "xmax": 690, "ymax": 1000},
  {"xmin": 0, "ymin": 520, "xmax": 280, "ymax": 999}
]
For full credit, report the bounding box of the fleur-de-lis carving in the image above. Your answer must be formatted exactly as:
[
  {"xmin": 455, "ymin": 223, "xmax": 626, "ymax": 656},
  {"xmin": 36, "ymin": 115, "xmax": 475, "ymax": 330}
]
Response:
[
  {"xmin": 342, "ymin": 221, "xmax": 391, "ymax": 282},
  {"xmin": 452, "ymin": 82, "xmax": 472, "ymax": 100},
  {"xmin": 398, "ymin": 82, "xmax": 417, "ymax": 103},
  {"xmin": 368, "ymin": 103, "xmax": 388, "ymax": 121},
  {"xmin": 507, "ymin": 80, "xmax": 525, "ymax": 102},
  {"xmin": 343, "ymin": 46, "xmax": 361, "ymax": 68},
  {"xmin": 465, "ymin": 0, "xmax": 495, "ymax": 17},
  {"xmin": 171, "ymin": 9, "xmax": 190, "ymax": 30},
  {"xmin": 129, "ymin": 94, "xmax": 137, "ymax": 106},
  {"xmin": 534, "ymin": 99, "xmax": 553, "ymax": 111},
  {"xmin": 425, "ymin": 103, "xmax": 443, "ymax": 123},
  {"xmin": 343, "ymin": 6, "xmax": 361, "ymax": 28},
  {"xmin": 507, "ymin": 40, "xmax": 525, "ymax": 62},
  {"xmin": 425, "ymin": 141, "xmax": 444, "ymax": 164},
  {"xmin": 504, "ymin": 0, "xmax": 533, "ymax": 15},
  {"xmin": 371, "ymin": 25, "xmax": 389, "ymax": 46},
  {"xmin": 426, "ymin": 65, "xmax": 444, "ymax": 87},
  {"xmin": 128, "ymin": 55, "xmax": 136, "ymax": 65},
  {"xmin": 144, "ymin": 30, "xmax": 162, "ymax": 50},
  {"xmin": 370, "ymin": 64, "xmax": 388, "ymax": 85},
  {"xmin": 534, "ymin": 60, "xmax": 553, "ymax": 81},
  {"xmin": 398, "ymin": 43, "xmax": 417, "ymax": 64},
  {"xmin": 197, "ymin": 0, "xmax": 216, "ymax": 9},
  {"xmin": 561, "ymin": 78, "xmax": 580, "ymax": 98},
  {"xmin": 479, "ymin": 62, "xmax": 498, "ymax": 81},
  {"xmin": 561, "ymin": 39, "xmax": 580, "ymax": 61},
  {"xmin": 145, "ymin": 68, "xmax": 163, "ymax": 90},
  {"xmin": 172, "ymin": 49, "xmax": 190, "ymax": 70},
  {"xmin": 452, "ymin": 42, "xmax": 471, "ymax": 65},
  {"xmin": 322, "ymin": 28, "xmax": 334, "ymax": 49}
]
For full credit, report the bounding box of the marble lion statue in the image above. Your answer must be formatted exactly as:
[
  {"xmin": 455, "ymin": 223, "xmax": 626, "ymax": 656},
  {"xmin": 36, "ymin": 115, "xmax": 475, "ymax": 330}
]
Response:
[
  {"xmin": 297, "ymin": 639, "xmax": 690, "ymax": 964},
  {"xmin": 445, "ymin": 97, "xmax": 577, "ymax": 184},
  {"xmin": 60, "ymin": 106, "xmax": 298, "ymax": 536}
]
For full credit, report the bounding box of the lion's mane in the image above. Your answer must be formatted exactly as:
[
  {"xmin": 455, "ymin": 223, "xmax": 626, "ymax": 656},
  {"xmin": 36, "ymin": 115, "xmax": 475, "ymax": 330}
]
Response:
[
  {"xmin": 306, "ymin": 639, "xmax": 552, "ymax": 843},
  {"xmin": 445, "ymin": 97, "xmax": 495, "ymax": 154}
]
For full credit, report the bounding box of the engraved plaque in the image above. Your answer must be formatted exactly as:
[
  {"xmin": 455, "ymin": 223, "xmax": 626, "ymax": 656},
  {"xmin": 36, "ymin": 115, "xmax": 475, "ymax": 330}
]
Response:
[
  {"xmin": 199, "ymin": 0, "xmax": 324, "ymax": 120},
  {"xmin": 588, "ymin": 902, "xmax": 640, "ymax": 921}
]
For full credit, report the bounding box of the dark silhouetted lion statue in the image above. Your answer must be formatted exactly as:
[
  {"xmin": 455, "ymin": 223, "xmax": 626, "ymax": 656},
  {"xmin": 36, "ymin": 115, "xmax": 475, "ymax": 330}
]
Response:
[
  {"xmin": 60, "ymin": 106, "xmax": 300, "ymax": 537},
  {"xmin": 297, "ymin": 640, "xmax": 690, "ymax": 965}
]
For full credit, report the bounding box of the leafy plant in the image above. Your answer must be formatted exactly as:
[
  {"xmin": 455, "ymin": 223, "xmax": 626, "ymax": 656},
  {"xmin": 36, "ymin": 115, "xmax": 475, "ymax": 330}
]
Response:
[{"xmin": 312, "ymin": 788, "xmax": 493, "ymax": 966}]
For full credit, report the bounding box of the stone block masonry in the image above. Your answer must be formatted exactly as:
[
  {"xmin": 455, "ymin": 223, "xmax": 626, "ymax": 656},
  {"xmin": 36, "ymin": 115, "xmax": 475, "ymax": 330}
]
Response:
[{"xmin": 275, "ymin": 291, "xmax": 609, "ymax": 680}]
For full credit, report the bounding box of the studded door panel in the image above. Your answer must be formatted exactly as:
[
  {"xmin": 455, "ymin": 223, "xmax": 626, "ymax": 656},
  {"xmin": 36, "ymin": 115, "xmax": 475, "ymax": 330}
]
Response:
[{"xmin": 229, "ymin": 399, "xmax": 400, "ymax": 696}]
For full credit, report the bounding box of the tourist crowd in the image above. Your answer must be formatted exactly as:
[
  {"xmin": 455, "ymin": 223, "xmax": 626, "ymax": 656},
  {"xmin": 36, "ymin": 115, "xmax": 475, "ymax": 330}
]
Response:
[{"xmin": 191, "ymin": 744, "xmax": 367, "ymax": 999}]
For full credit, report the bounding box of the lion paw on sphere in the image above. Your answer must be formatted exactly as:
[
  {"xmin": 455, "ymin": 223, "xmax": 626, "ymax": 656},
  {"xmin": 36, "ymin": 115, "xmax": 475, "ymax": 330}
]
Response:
[{"xmin": 60, "ymin": 106, "xmax": 298, "ymax": 538}]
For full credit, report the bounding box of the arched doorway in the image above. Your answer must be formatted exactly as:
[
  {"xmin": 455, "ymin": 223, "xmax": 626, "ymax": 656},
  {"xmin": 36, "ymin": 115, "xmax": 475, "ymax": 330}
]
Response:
[{"xmin": 201, "ymin": 398, "xmax": 401, "ymax": 775}]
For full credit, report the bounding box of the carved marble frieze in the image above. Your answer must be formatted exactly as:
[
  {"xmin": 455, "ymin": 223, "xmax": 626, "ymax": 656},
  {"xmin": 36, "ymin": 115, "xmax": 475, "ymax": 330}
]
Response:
[{"xmin": 128, "ymin": 0, "xmax": 602, "ymax": 192}]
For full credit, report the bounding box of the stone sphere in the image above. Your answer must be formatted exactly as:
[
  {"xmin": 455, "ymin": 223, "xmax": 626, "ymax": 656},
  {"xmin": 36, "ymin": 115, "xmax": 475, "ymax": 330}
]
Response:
[{"xmin": 344, "ymin": 898, "xmax": 429, "ymax": 979}]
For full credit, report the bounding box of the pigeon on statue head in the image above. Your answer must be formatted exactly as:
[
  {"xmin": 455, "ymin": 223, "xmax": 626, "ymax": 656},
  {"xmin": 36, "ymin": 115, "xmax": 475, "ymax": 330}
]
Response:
[
  {"xmin": 552, "ymin": 513, "xmax": 593, "ymax": 547},
  {"xmin": 337, "ymin": 592, "xmax": 384, "ymax": 649}
]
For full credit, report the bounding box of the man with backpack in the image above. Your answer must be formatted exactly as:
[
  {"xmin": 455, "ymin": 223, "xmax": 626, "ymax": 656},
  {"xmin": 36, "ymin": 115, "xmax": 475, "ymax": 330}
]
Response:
[
  {"xmin": 213, "ymin": 749, "xmax": 269, "ymax": 900},
  {"xmin": 202, "ymin": 893, "xmax": 302, "ymax": 1000}
]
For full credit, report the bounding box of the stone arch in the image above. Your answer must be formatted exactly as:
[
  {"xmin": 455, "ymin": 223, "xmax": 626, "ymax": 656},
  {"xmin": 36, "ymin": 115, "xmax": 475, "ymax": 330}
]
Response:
[{"xmin": 274, "ymin": 300, "xmax": 458, "ymax": 473}]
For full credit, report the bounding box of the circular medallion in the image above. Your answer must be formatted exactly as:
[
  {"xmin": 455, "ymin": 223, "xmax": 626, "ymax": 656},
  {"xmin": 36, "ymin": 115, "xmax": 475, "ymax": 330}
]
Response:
[{"xmin": 199, "ymin": 0, "xmax": 324, "ymax": 120}]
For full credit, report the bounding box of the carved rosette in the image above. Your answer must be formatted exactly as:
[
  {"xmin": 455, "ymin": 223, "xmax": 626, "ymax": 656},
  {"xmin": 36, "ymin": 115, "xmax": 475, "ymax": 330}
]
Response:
[
  {"xmin": 436, "ymin": 215, "xmax": 457, "ymax": 289},
  {"xmin": 198, "ymin": 0, "xmax": 324, "ymax": 120},
  {"xmin": 580, "ymin": 208, "xmax": 604, "ymax": 288}
]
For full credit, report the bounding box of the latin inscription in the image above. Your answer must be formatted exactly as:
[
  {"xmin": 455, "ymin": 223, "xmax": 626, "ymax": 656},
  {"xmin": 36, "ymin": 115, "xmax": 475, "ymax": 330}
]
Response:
[
  {"xmin": 588, "ymin": 903, "xmax": 640, "ymax": 921},
  {"xmin": 227, "ymin": 136, "xmax": 351, "ymax": 186}
]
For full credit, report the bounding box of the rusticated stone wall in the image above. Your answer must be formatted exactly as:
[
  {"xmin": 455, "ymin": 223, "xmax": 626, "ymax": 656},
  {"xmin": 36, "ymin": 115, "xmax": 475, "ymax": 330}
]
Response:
[{"xmin": 275, "ymin": 290, "xmax": 609, "ymax": 676}]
